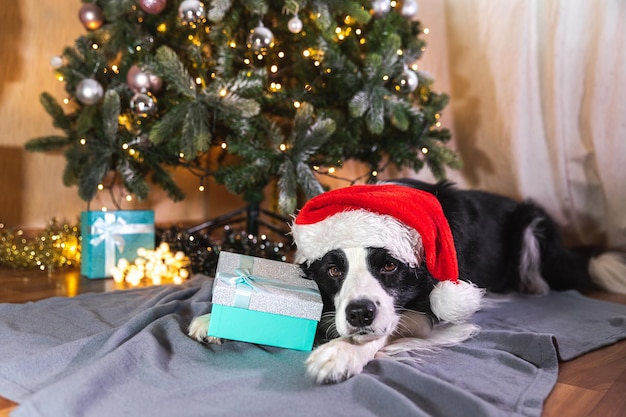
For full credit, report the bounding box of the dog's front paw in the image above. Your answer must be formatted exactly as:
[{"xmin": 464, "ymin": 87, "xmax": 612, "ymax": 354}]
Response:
[
  {"xmin": 305, "ymin": 338, "xmax": 372, "ymax": 384},
  {"xmin": 188, "ymin": 314, "xmax": 222, "ymax": 344}
]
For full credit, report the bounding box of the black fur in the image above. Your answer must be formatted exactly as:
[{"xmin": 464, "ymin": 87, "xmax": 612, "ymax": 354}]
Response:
[{"xmin": 390, "ymin": 179, "xmax": 600, "ymax": 293}]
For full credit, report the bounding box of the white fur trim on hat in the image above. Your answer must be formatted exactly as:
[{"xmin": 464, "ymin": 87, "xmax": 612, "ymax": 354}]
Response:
[
  {"xmin": 291, "ymin": 209, "xmax": 423, "ymax": 267},
  {"xmin": 429, "ymin": 280, "xmax": 484, "ymax": 324}
]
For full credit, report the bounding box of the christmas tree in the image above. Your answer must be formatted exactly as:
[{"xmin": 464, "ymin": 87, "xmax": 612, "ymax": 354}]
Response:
[{"xmin": 26, "ymin": 0, "xmax": 457, "ymax": 215}]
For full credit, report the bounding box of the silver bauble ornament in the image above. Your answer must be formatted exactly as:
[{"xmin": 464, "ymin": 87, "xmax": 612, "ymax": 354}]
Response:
[
  {"xmin": 247, "ymin": 24, "xmax": 275, "ymax": 53},
  {"xmin": 138, "ymin": 0, "xmax": 167, "ymax": 15},
  {"xmin": 371, "ymin": 0, "xmax": 391, "ymax": 17},
  {"xmin": 398, "ymin": 0, "xmax": 419, "ymax": 18},
  {"xmin": 130, "ymin": 92, "xmax": 157, "ymax": 117},
  {"xmin": 78, "ymin": 3, "xmax": 104, "ymax": 31},
  {"xmin": 287, "ymin": 16, "xmax": 303, "ymax": 34},
  {"xmin": 76, "ymin": 78, "xmax": 104, "ymax": 105},
  {"xmin": 178, "ymin": 0, "xmax": 205, "ymax": 25},
  {"xmin": 394, "ymin": 67, "xmax": 419, "ymax": 94},
  {"xmin": 126, "ymin": 65, "xmax": 151, "ymax": 92}
]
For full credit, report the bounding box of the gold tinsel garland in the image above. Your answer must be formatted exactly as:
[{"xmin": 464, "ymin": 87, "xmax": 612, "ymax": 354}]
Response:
[{"xmin": 0, "ymin": 220, "xmax": 81, "ymax": 270}]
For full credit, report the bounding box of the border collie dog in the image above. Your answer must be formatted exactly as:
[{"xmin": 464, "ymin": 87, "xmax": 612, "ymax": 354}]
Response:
[{"xmin": 190, "ymin": 179, "xmax": 626, "ymax": 384}]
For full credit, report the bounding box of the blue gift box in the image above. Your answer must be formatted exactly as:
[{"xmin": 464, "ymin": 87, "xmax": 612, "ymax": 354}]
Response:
[
  {"xmin": 208, "ymin": 251, "xmax": 323, "ymax": 351},
  {"xmin": 81, "ymin": 210, "xmax": 155, "ymax": 279}
]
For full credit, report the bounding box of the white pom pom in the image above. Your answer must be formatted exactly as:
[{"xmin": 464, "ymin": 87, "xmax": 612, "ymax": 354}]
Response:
[{"xmin": 430, "ymin": 280, "xmax": 484, "ymax": 324}]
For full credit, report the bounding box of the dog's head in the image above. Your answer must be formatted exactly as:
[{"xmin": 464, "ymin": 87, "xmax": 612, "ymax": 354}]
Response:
[{"xmin": 292, "ymin": 184, "xmax": 483, "ymax": 343}]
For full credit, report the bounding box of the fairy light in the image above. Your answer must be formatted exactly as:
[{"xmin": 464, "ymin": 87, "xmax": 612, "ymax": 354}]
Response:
[
  {"xmin": 122, "ymin": 143, "xmax": 129, "ymax": 150},
  {"xmin": 135, "ymin": 45, "xmax": 142, "ymax": 52},
  {"xmin": 111, "ymin": 65, "xmax": 119, "ymax": 73},
  {"xmin": 244, "ymin": 58, "xmax": 251, "ymax": 64},
  {"xmin": 279, "ymin": 143, "xmax": 287, "ymax": 151},
  {"xmin": 157, "ymin": 23, "xmax": 167, "ymax": 32},
  {"xmin": 195, "ymin": 77, "xmax": 202, "ymax": 85},
  {"xmin": 421, "ymin": 147, "xmax": 429, "ymax": 154},
  {"xmin": 220, "ymin": 142, "xmax": 227, "ymax": 149},
  {"xmin": 219, "ymin": 88, "xmax": 227, "ymax": 97},
  {"xmin": 371, "ymin": 170, "xmax": 378, "ymax": 177},
  {"xmin": 293, "ymin": 100, "xmax": 301, "ymax": 108},
  {"xmin": 435, "ymin": 113, "xmax": 441, "ymax": 120},
  {"xmin": 179, "ymin": 152, "xmax": 185, "ymax": 158},
  {"xmin": 92, "ymin": 43, "xmax": 99, "ymax": 50},
  {"xmin": 411, "ymin": 63, "xmax": 418, "ymax": 71},
  {"xmin": 128, "ymin": 149, "xmax": 137, "ymax": 156},
  {"xmin": 63, "ymin": 98, "xmax": 70, "ymax": 104},
  {"xmin": 198, "ymin": 185, "xmax": 205, "ymax": 192},
  {"xmin": 101, "ymin": 207, "xmax": 108, "ymax": 212},
  {"xmin": 97, "ymin": 184, "xmax": 104, "ymax": 191},
  {"xmin": 270, "ymin": 64, "xmax": 278, "ymax": 73},
  {"xmin": 256, "ymin": 54, "xmax": 264, "ymax": 61},
  {"xmin": 397, "ymin": 49, "xmax": 403, "ymax": 56},
  {"xmin": 382, "ymin": 75, "xmax": 389, "ymax": 81},
  {"xmin": 125, "ymin": 195, "xmax": 133, "ymax": 202},
  {"xmin": 229, "ymin": 40, "xmax": 236, "ymax": 48},
  {"xmin": 79, "ymin": 138, "xmax": 86, "ymax": 145},
  {"xmin": 424, "ymin": 28, "xmax": 430, "ymax": 35},
  {"xmin": 278, "ymin": 51, "xmax": 285, "ymax": 58},
  {"xmin": 328, "ymin": 167, "xmax": 336, "ymax": 174},
  {"xmin": 303, "ymin": 49, "xmax": 311, "ymax": 57}
]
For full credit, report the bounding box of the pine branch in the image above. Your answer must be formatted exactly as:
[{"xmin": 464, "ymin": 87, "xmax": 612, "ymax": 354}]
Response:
[
  {"xmin": 24, "ymin": 135, "xmax": 71, "ymax": 152},
  {"xmin": 102, "ymin": 90, "xmax": 121, "ymax": 144},
  {"xmin": 39, "ymin": 93, "xmax": 72, "ymax": 132}
]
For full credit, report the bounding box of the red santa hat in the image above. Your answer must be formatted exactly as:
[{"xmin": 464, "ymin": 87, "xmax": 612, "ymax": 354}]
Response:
[{"xmin": 291, "ymin": 184, "xmax": 483, "ymax": 324}]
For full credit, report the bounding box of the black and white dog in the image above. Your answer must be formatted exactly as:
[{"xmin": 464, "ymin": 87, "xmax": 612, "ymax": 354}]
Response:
[{"xmin": 190, "ymin": 179, "xmax": 626, "ymax": 384}]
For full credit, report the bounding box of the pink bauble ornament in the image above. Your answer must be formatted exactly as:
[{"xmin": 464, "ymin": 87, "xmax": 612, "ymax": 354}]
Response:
[
  {"xmin": 79, "ymin": 3, "xmax": 104, "ymax": 31},
  {"xmin": 126, "ymin": 65, "xmax": 152, "ymax": 92},
  {"xmin": 148, "ymin": 73, "xmax": 163, "ymax": 93},
  {"xmin": 137, "ymin": 0, "xmax": 167, "ymax": 15}
]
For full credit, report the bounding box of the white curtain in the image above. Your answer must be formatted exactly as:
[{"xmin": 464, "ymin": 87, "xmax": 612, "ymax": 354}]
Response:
[{"xmin": 427, "ymin": 0, "xmax": 626, "ymax": 249}]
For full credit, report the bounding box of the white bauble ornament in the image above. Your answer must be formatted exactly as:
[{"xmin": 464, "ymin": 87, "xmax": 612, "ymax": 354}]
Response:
[
  {"xmin": 50, "ymin": 55, "xmax": 64, "ymax": 69},
  {"xmin": 371, "ymin": 0, "xmax": 391, "ymax": 17},
  {"xmin": 178, "ymin": 0, "xmax": 205, "ymax": 25},
  {"xmin": 398, "ymin": 0, "xmax": 419, "ymax": 18},
  {"xmin": 247, "ymin": 24, "xmax": 275, "ymax": 53},
  {"xmin": 76, "ymin": 78, "xmax": 104, "ymax": 105},
  {"xmin": 287, "ymin": 16, "xmax": 303, "ymax": 34}
]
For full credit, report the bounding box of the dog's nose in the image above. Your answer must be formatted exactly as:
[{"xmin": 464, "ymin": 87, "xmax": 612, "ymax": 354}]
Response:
[{"xmin": 345, "ymin": 299, "xmax": 377, "ymax": 327}]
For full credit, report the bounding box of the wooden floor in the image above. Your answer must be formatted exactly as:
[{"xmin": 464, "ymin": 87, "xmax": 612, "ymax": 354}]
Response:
[{"xmin": 0, "ymin": 268, "xmax": 625, "ymax": 417}]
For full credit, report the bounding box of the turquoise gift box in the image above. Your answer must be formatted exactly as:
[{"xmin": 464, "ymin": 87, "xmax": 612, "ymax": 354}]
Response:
[
  {"xmin": 81, "ymin": 210, "xmax": 155, "ymax": 279},
  {"xmin": 208, "ymin": 251, "xmax": 323, "ymax": 351}
]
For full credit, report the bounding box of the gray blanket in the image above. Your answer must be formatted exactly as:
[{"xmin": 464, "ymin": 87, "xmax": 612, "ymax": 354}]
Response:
[{"xmin": 0, "ymin": 275, "xmax": 624, "ymax": 417}]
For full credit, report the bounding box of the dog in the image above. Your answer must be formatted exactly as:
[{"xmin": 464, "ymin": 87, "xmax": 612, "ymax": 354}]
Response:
[{"xmin": 189, "ymin": 179, "xmax": 626, "ymax": 384}]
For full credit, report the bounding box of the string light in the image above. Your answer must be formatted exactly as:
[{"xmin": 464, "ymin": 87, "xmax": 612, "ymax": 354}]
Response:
[
  {"xmin": 97, "ymin": 183, "xmax": 104, "ymax": 191},
  {"xmin": 220, "ymin": 142, "xmax": 227, "ymax": 149},
  {"xmin": 421, "ymin": 147, "xmax": 429, "ymax": 154},
  {"xmin": 279, "ymin": 143, "xmax": 287, "ymax": 151},
  {"xmin": 157, "ymin": 23, "xmax": 167, "ymax": 32}
]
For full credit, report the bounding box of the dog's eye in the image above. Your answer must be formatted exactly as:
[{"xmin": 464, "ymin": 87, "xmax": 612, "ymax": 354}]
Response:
[
  {"xmin": 382, "ymin": 261, "xmax": 397, "ymax": 273},
  {"xmin": 327, "ymin": 265, "xmax": 343, "ymax": 279}
]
